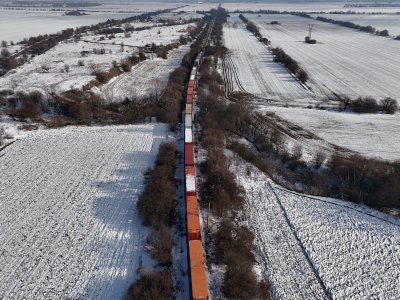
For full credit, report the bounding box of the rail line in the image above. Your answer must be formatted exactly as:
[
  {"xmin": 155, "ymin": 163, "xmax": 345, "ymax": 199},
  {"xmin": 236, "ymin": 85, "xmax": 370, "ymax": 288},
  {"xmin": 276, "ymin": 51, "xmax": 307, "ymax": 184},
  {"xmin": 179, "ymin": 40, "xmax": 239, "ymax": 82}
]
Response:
[{"xmin": 183, "ymin": 15, "xmax": 216, "ymax": 300}]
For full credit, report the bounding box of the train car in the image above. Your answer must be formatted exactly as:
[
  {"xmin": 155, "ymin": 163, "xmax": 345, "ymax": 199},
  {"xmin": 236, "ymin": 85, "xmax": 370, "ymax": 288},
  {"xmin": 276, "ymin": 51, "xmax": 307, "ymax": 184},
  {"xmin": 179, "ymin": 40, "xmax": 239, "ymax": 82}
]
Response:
[
  {"xmin": 185, "ymin": 114, "xmax": 192, "ymax": 128},
  {"xmin": 186, "ymin": 104, "xmax": 192, "ymax": 115},
  {"xmin": 185, "ymin": 128, "xmax": 193, "ymax": 144},
  {"xmin": 185, "ymin": 143, "xmax": 194, "ymax": 165},
  {"xmin": 187, "ymin": 93, "xmax": 194, "ymax": 104},
  {"xmin": 191, "ymin": 69, "xmax": 197, "ymax": 77},
  {"xmin": 190, "ymin": 74, "xmax": 196, "ymax": 81},
  {"xmin": 185, "ymin": 166, "xmax": 196, "ymax": 196},
  {"xmin": 188, "ymin": 80, "xmax": 195, "ymax": 89},
  {"xmin": 189, "ymin": 240, "xmax": 209, "ymax": 300},
  {"xmin": 187, "ymin": 195, "xmax": 201, "ymax": 240}
]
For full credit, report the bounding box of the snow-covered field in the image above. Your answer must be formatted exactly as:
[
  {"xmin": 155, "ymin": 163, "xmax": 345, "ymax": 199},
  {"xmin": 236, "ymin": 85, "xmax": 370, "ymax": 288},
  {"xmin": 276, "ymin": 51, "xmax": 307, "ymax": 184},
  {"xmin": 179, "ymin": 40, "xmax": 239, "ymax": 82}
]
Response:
[
  {"xmin": 0, "ymin": 23, "xmax": 193, "ymax": 97},
  {"xmin": 83, "ymin": 23, "xmax": 193, "ymax": 47},
  {"xmin": 179, "ymin": 2, "xmax": 400, "ymax": 14},
  {"xmin": 223, "ymin": 19, "xmax": 313, "ymax": 104},
  {"xmin": 244, "ymin": 14, "xmax": 400, "ymax": 100},
  {"xmin": 101, "ymin": 45, "xmax": 190, "ymax": 101},
  {"xmin": 232, "ymin": 156, "xmax": 400, "ymax": 300},
  {"xmin": 0, "ymin": 39, "xmax": 129, "ymax": 95},
  {"xmin": 266, "ymin": 107, "xmax": 400, "ymax": 161},
  {"xmin": 0, "ymin": 10, "xmax": 139, "ymax": 43},
  {"xmin": 315, "ymin": 13, "xmax": 400, "ymax": 37},
  {"xmin": 0, "ymin": 124, "xmax": 168, "ymax": 299}
]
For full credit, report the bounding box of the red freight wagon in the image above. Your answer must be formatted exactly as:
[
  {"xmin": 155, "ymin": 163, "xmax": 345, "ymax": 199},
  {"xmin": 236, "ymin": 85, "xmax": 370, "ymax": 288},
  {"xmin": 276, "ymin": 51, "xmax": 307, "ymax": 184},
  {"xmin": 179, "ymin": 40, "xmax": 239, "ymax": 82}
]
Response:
[
  {"xmin": 185, "ymin": 143, "xmax": 194, "ymax": 166},
  {"xmin": 189, "ymin": 240, "xmax": 209, "ymax": 300},
  {"xmin": 187, "ymin": 93, "xmax": 193, "ymax": 104},
  {"xmin": 188, "ymin": 80, "xmax": 195, "ymax": 89},
  {"xmin": 187, "ymin": 195, "xmax": 201, "ymax": 240}
]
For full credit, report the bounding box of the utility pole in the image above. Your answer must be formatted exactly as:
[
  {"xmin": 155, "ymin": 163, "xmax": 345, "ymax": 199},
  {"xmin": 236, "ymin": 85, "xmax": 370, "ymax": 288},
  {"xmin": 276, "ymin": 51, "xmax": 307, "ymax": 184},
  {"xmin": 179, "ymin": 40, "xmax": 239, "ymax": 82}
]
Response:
[{"xmin": 308, "ymin": 24, "xmax": 314, "ymax": 39}]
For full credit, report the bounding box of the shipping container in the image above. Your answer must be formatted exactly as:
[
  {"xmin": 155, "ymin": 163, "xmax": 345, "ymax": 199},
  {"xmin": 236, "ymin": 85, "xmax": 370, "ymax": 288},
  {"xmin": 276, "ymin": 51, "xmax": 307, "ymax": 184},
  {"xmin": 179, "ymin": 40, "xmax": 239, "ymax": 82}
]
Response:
[
  {"xmin": 189, "ymin": 240, "xmax": 209, "ymax": 300},
  {"xmin": 186, "ymin": 104, "xmax": 192, "ymax": 115},
  {"xmin": 194, "ymin": 60, "xmax": 199, "ymax": 67},
  {"xmin": 187, "ymin": 195, "xmax": 200, "ymax": 240},
  {"xmin": 191, "ymin": 69, "xmax": 197, "ymax": 77},
  {"xmin": 187, "ymin": 93, "xmax": 193, "ymax": 104},
  {"xmin": 186, "ymin": 175, "xmax": 196, "ymax": 196},
  {"xmin": 185, "ymin": 144, "xmax": 194, "ymax": 165},
  {"xmin": 185, "ymin": 114, "xmax": 192, "ymax": 128},
  {"xmin": 188, "ymin": 80, "xmax": 195, "ymax": 89},
  {"xmin": 185, "ymin": 165, "xmax": 196, "ymax": 195},
  {"xmin": 190, "ymin": 74, "xmax": 196, "ymax": 81},
  {"xmin": 185, "ymin": 128, "xmax": 193, "ymax": 144}
]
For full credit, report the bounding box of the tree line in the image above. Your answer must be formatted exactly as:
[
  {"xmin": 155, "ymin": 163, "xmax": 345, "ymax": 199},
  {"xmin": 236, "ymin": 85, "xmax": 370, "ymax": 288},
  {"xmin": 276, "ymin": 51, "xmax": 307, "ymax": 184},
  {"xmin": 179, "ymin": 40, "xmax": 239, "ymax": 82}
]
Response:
[{"xmin": 197, "ymin": 7, "xmax": 271, "ymax": 300}]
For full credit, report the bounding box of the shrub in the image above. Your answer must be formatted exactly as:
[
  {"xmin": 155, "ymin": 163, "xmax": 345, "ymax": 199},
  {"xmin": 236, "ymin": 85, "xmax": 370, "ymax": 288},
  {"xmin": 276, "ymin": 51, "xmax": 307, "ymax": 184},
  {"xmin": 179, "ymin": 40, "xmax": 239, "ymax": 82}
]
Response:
[
  {"xmin": 146, "ymin": 226, "xmax": 172, "ymax": 265},
  {"xmin": 378, "ymin": 29, "xmax": 389, "ymax": 37},
  {"xmin": 223, "ymin": 257, "xmax": 259, "ymax": 299},
  {"xmin": 17, "ymin": 101, "xmax": 40, "ymax": 120},
  {"xmin": 77, "ymin": 60, "xmax": 84, "ymax": 66},
  {"xmin": 351, "ymin": 96, "xmax": 379, "ymax": 113},
  {"xmin": 380, "ymin": 97, "xmax": 398, "ymax": 114},
  {"xmin": 126, "ymin": 270, "xmax": 173, "ymax": 300},
  {"xmin": 298, "ymin": 69, "xmax": 308, "ymax": 83},
  {"xmin": 1, "ymin": 48, "xmax": 11, "ymax": 58},
  {"xmin": 395, "ymin": 35, "xmax": 400, "ymax": 40}
]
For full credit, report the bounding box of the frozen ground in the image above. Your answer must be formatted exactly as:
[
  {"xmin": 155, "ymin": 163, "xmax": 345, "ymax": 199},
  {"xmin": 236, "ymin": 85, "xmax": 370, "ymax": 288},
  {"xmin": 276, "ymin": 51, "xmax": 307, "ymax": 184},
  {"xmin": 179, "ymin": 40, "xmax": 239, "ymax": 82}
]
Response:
[
  {"xmin": 0, "ymin": 124, "xmax": 168, "ymax": 299},
  {"xmin": 0, "ymin": 10, "xmax": 139, "ymax": 43},
  {"xmin": 0, "ymin": 23, "xmax": 193, "ymax": 97},
  {"xmin": 83, "ymin": 23, "xmax": 193, "ymax": 47},
  {"xmin": 232, "ymin": 155, "xmax": 400, "ymax": 300},
  {"xmin": 179, "ymin": 2, "xmax": 400, "ymax": 14},
  {"xmin": 315, "ymin": 13, "xmax": 400, "ymax": 37},
  {"xmin": 0, "ymin": 39, "xmax": 129, "ymax": 95},
  {"xmin": 101, "ymin": 45, "xmax": 190, "ymax": 102},
  {"xmin": 266, "ymin": 106, "xmax": 400, "ymax": 161},
  {"xmin": 223, "ymin": 18, "xmax": 314, "ymax": 104},
  {"xmin": 245, "ymin": 14, "xmax": 400, "ymax": 100}
]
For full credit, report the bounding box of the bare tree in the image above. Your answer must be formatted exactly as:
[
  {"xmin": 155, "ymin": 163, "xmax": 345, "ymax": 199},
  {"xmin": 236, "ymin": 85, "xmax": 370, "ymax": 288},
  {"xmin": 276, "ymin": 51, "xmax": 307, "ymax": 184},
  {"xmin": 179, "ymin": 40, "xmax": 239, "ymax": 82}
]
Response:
[
  {"xmin": 380, "ymin": 97, "xmax": 398, "ymax": 114},
  {"xmin": 291, "ymin": 144, "xmax": 303, "ymax": 161},
  {"xmin": 314, "ymin": 150, "xmax": 326, "ymax": 169},
  {"xmin": 1, "ymin": 48, "xmax": 10, "ymax": 57}
]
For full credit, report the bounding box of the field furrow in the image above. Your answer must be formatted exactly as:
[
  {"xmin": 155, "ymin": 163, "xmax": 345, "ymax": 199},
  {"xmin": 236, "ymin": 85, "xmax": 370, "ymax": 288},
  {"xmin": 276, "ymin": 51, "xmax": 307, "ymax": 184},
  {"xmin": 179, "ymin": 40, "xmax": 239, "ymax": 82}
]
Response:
[{"xmin": 0, "ymin": 124, "xmax": 167, "ymax": 299}]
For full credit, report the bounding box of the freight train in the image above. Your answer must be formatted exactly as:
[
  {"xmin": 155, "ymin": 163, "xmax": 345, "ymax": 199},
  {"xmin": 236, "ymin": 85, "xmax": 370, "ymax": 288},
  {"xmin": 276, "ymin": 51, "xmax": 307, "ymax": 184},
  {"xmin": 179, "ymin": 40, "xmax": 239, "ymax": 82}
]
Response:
[{"xmin": 184, "ymin": 51, "xmax": 209, "ymax": 300}]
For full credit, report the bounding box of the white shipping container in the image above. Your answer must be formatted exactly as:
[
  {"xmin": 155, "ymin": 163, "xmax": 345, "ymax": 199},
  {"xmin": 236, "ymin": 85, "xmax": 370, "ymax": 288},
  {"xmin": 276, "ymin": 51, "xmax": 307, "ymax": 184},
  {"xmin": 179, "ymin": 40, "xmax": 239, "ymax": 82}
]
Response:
[
  {"xmin": 186, "ymin": 175, "xmax": 196, "ymax": 192},
  {"xmin": 185, "ymin": 114, "xmax": 192, "ymax": 128},
  {"xmin": 185, "ymin": 128, "xmax": 193, "ymax": 143}
]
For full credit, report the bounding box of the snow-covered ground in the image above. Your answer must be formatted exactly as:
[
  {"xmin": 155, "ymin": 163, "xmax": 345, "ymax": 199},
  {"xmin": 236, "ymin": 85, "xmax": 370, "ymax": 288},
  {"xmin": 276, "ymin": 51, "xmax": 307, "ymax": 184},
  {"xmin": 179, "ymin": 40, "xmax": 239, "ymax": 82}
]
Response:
[
  {"xmin": 314, "ymin": 13, "xmax": 400, "ymax": 37},
  {"xmin": 0, "ymin": 124, "xmax": 168, "ymax": 299},
  {"xmin": 179, "ymin": 2, "xmax": 400, "ymax": 14},
  {"xmin": 0, "ymin": 23, "xmax": 193, "ymax": 97},
  {"xmin": 83, "ymin": 23, "xmax": 194, "ymax": 47},
  {"xmin": 244, "ymin": 14, "xmax": 400, "ymax": 100},
  {"xmin": 0, "ymin": 39, "xmax": 129, "ymax": 95},
  {"xmin": 223, "ymin": 19, "xmax": 314, "ymax": 104},
  {"xmin": 265, "ymin": 107, "xmax": 400, "ymax": 161},
  {"xmin": 101, "ymin": 45, "xmax": 190, "ymax": 102},
  {"xmin": 232, "ymin": 155, "xmax": 400, "ymax": 300},
  {"xmin": 0, "ymin": 10, "xmax": 139, "ymax": 43}
]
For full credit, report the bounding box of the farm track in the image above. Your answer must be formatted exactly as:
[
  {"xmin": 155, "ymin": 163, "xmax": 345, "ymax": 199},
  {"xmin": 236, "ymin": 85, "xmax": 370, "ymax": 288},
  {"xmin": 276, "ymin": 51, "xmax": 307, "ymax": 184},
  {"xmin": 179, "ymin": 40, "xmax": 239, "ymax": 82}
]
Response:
[
  {"xmin": 243, "ymin": 178, "xmax": 330, "ymax": 300},
  {"xmin": 234, "ymin": 158, "xmax": 400, "ymax": 300}
]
